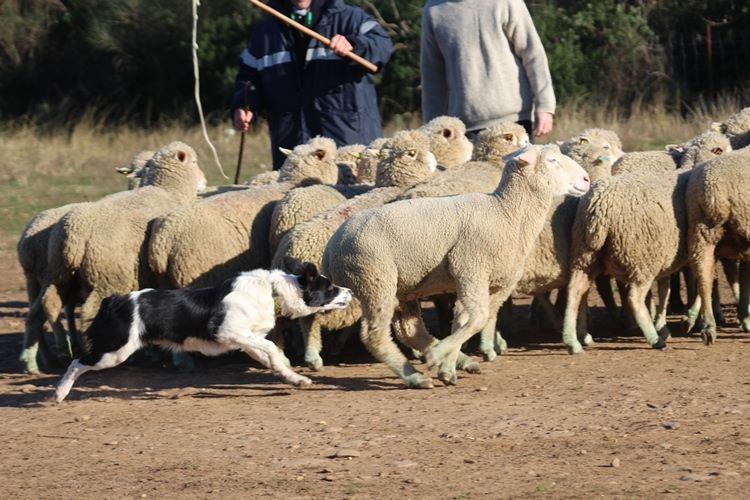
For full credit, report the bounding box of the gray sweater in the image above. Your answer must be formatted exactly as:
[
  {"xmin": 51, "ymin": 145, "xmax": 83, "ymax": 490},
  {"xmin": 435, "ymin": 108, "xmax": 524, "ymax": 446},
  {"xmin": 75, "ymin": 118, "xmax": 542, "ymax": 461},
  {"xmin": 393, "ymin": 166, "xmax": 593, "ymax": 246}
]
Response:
[{"xmin": 420, "ymin": 0, "xmax": 556, "ymax": 131}]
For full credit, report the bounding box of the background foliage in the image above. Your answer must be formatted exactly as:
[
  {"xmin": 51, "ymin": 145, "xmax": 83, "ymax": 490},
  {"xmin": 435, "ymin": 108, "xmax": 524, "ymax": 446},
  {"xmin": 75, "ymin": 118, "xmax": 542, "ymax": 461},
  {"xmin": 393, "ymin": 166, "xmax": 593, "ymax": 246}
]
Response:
[{"xmin": 0, "ymin": 0, "xmax": 748, "ymax": 127}]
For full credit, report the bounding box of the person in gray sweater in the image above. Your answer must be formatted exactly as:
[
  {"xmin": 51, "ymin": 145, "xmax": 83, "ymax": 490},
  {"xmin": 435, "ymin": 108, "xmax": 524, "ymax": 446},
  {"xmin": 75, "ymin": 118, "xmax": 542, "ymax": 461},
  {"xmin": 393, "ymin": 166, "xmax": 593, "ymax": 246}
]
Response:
[{"xmin": 420, "ymin": 0, "xmax": 556, "ymax": 140}]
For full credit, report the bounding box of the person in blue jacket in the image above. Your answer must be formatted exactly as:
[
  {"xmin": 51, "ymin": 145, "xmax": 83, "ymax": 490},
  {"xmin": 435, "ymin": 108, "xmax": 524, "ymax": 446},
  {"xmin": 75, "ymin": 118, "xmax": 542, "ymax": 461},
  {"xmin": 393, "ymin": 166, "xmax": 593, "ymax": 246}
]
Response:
[{"xmin": 231, "ymin": 0, "xmax": 393, "ymax": 170}]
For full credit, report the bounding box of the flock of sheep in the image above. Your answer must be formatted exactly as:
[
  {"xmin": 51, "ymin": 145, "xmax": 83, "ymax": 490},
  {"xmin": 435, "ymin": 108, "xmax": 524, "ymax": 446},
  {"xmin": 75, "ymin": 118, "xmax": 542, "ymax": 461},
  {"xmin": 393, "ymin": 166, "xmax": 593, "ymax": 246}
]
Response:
[{"xmin": 16, "ymin": 107, "xmax": 750, "ymax": 389}]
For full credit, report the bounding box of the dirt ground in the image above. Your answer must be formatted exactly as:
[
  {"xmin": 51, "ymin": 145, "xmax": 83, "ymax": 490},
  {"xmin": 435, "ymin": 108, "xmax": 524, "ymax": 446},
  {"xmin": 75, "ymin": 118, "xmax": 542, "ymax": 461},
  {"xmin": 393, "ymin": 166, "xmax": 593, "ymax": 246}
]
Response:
[{"xmin": 1, "ymin": 243, "xmax": 749, "ymax": 499}]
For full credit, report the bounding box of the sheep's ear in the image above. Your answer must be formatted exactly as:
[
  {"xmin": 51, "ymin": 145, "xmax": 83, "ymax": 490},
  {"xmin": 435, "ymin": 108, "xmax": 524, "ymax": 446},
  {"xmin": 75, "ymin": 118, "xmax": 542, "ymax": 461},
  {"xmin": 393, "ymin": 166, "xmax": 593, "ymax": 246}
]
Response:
[
  {"xmin": 442, "ymin": 128, "xmax": 453, "ymax": 139},
  {"xmin": 515, "ymin": 148, "xmax": 537, "ymax": 167},
  {"xmin": 116, "ymin": 166, "xmax": 134, "ymax": 175},
  {"xmin": 665, "ymin": 144, "xmax": 682, "ymax": 154},
  {"xmin": 710, "ymin": 121, "xmax": 727, "ymax": 133},
  {"xmin": 314, "ymin": 149, "xmax": 327, "ymax": 161},
  {"xmin": 279, "ymin": 147, "xmax": 293, "ymax": 157},
  {"xmin": 578, "ymin": 137, "xmax": 590, "ymax": 145},
  {"xmin": 283, "ymin": 256, "xmax": 303, "ymax": 275},
  {"xmin": 555, "ymin": 140, "xmax": 564, "ymax": 146},
  {"xmin": 176, "ymin": 150, "xmax": 188, "ymax": 163},
  {"xmin": 503, "ymin": 133, "xmax": 515, "ymax": 142},
  {"xmin": 351, "ymin": 152, "xmax": 362, "ymax": 159},
  {"xmin": 711, "ymin": 147, "xmax": 724, "ymax": 155}
]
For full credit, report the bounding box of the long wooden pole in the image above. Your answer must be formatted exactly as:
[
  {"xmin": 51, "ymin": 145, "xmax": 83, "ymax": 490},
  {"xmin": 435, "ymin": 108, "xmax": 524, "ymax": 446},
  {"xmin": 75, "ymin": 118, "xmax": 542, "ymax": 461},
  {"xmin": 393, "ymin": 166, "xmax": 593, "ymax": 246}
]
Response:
[{"xmin": 247, "ymin": 0, "xmax": 378, "ymax": 73}]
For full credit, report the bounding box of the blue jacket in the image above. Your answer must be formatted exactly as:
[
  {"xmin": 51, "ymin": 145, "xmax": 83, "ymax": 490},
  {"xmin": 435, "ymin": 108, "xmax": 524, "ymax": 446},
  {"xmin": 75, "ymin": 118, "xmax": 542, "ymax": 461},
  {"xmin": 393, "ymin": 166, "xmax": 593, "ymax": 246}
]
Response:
[{"xmin": 231, "ymin": 0, "xmax": 393, "ymax": 169}]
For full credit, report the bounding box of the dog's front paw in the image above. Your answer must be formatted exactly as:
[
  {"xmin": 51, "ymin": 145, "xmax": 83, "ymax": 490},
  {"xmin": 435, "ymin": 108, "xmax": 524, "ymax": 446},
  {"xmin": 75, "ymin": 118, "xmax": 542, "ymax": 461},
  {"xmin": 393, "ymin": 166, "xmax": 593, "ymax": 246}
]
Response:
[{"xmin": 293, "ymin": 376, "xmax": 313, "ymax": 388}]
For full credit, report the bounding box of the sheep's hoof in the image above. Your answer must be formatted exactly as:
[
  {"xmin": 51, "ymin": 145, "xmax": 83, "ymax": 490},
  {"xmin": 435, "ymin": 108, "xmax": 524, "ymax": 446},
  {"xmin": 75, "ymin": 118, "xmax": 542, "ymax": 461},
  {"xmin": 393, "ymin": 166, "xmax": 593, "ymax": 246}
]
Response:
[
  {"xmin": 404, "ymin": 373, "xmax": 434, "ymax": 389},
  {"xmin": 437, "ymin": 369, "xmax": 458, "ymax": 386},
  {"xmin": 580, "ymin": 333, "xmax": 595, "ymax": 346},
  {"xmin": 495, "ymin": 334, "xmax": 508, "ymax": 354},
  {"xmin": 19, "ymin": 351, "xmax": 41, "ymax": 375},
  {"xmin": 651, "ymin": 337, "xmax": 667, "ymax": 350},
  {"xmin": 304, "ymin": 354, "xmax": 324, "ymax": 372},
  {"xmin": 741, "ymin": 317, "xmax": 750, "ymax": 333},
  {"xmin": 566, "ymin": 342, "xmax": 584, "ymax": 355},
  {"xmin": 657, "ymin": 324, "xmax": 672, "ymax": 340},
  {"xmin": 701, "ymin": 328, "xmax": 716, "ymax": 346},
  {"xmin": 480, "ymin": 348, "xmax": 497, "ymax": 362},
  {"xmin": 458, "ymin": 359, "xmax": 481, "ymax": 374}
]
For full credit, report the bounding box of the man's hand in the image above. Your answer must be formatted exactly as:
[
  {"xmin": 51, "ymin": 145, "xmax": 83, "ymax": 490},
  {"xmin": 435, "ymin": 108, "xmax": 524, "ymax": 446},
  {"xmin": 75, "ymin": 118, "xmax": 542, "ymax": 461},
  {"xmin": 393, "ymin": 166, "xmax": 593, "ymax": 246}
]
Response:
[
  {"xmin": 233, "ymin": 108, "xmax": 253, "ymax": 133},
  {"xmin": 329, "ymin": 34, "xmax": 353, "ymax": 56},
  {"xmin": 534, "ymin": 111, "xmax": 554, "ymax": 138}
]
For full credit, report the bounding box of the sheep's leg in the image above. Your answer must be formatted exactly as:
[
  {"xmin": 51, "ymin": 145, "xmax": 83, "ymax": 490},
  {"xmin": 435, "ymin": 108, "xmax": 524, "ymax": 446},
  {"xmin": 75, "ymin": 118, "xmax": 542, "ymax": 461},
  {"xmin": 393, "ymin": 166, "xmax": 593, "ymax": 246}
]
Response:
[
  {"xmin": 425, "ymin": 281, "xmax": 491, "ymax": 386},
  {"xmin": 711, "ymin": 278, "xmax": 726, "ymax": 327},
  {"xmin": 534, "ymin": 293, "xmax": 562, "ymax": 331},
  {"xmin": 478, "ymin": 292, "xmax": 506, "ymax": 362},
  {"xmin": 562, "ymin": 269, "xmax": 592, "ymax": 354},
  {"xmin": 626, "ymin": 281, "xmax": 667, "ymax": 348},
  {"xmin": 654, "ymin": 277, "xmax": 672, "ymax": 340},
  {"xmin": 41, "ymin": 286, "xmax": 71, "ymax": 360},
  {"xmin": 694, "ymin": 245, "xmax": 718, "ymax": 345},
  {"xmin": 393, "ymin": 301, "xmax": 480, "ymax": 373},
  {"xmin": 79, "ymin": 292, "xmax": 103, "ymax": 333},
  {"xmin": 299, "ymin": 315, "xmax": 324, "ymax": 371},
  {"xmin": 595, "ymin": 276, "xmax": 620, "ymax": 322},
  {"xmin": 360, "ymin": 299, "xmax": 433, "ymax": 389},
  {"xmin": 267, "ymin": 318, "xmax": 293, "ymax": 367},
  {"xmin": 495, "ymin": 299, "xmax": 513, "ymax": 352},
  {"xmin": 576, "ymin": 292, "xmax": 594, "ymax": 346},
  {"xmin": 20, "ymin": 294, "xmax": 48, "ymax": 374},
  {"xmin": 738, "ymin": 261, "xmax": 750, "ymax": 333},
  {"xmin": 720, "ymin": 258, "xmax": 741, "ymax": 304}
]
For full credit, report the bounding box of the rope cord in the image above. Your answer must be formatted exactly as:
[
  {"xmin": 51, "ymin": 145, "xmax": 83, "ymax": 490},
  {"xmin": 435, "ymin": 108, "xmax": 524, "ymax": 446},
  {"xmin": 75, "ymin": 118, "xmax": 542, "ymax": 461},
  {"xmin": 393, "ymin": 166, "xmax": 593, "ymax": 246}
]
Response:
[{"xmin": 192, "ymin": 0, "xmax": 229, "ymax": 179}]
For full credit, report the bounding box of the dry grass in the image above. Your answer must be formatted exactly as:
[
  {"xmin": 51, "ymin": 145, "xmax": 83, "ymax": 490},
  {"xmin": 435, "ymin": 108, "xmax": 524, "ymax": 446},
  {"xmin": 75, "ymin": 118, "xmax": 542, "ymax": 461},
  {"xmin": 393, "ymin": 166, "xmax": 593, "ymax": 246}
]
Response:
[{"xmin": 0, "ymin": 98, "xmax": 745, "ymax": 249}]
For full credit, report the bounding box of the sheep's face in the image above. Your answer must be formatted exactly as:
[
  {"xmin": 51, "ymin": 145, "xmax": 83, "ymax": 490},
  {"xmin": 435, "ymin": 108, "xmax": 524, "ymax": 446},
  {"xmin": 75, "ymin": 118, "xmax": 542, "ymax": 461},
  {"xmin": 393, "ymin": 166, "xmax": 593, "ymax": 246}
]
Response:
[
  {"xmin": 375, "ymin": 131, "xmax": 437, "ymax": 188},
  {"xmin": 678, "ymin": 131, "xmax": 732, "ymax": 168},
  {"xmin": 472, "ymin": 123, "xmax": 529, "ymax": 162},
  {"xmin": 715, "ymin": 107, "xmax": 750, "ymax": 136},
  {"xmin": 421, "ymin": 116, "xmax": 473, "ymax": 168},
  {"xmin": 516, "ymin": 146, "xmax": 590, "ymax": 197},
  {"xmin": 147, "ymin": 142, "xmax": 207, "ymax": 193},
  {"xmin": 561, "ymin": 129, "xmax": 624, "ymax": 166},
  {"xmin": 278, "ymin": 137, "xmax": 339, "ymax": 185}
]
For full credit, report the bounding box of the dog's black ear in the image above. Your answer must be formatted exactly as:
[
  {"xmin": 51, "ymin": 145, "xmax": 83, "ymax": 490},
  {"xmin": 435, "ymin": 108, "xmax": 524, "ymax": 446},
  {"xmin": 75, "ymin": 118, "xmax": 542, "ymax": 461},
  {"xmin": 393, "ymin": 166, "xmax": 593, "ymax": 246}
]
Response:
[
  {"xmin": 302, "ymin": 262, "xmax": 319, "ymax": 280},
  {"xmin": 283, "ymin": 256, "xmax": 303, "ymax": 275}
]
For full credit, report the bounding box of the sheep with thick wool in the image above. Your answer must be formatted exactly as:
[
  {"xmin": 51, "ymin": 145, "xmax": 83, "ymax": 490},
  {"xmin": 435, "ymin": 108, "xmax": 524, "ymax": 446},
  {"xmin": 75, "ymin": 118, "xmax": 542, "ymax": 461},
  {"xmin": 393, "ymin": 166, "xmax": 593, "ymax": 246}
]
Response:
[
  {"xmin": 560, "ymin": 160, "xmax": 719, "ymax": 354},
  {"xmin": 559, "ymin": 128, "xmax": 624, "ymax": 178},
  {"xmin": 683, "ymin": 147, "xmax": 750, "ymax": 343},
  {"xmin": 419, "ymin": 115, "xmax": 474, "ymax": 168},
  {"xmin": 271, "ymin": 129, "xmax": 438, "ymax": 370},
  {"xmin": 39, "ymin": 142, "xmax": 206, "ymax": 354},
  {"xmin": 712, "ymin": 107, "xmax": 750, "ymax": 149},
  {"xmin": 322, "ymin": 145, "xmax": 590, "ymax": 388},
  {"xmin": 611, "ymin": 131, "xmax": 729, "ymax": 175},
  {"xmin": 147, "ymin": 137, "xmax": 339, "ymax": 290},
  {"xmin": 17, "ymin": 151, "xmax": 154, "ymax": 373}
]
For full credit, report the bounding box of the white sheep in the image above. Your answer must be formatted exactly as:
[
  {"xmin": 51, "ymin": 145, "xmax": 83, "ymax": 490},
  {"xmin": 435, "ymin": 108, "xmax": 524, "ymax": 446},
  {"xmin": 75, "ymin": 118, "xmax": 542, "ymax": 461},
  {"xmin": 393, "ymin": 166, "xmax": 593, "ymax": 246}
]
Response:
[
  {"xmin": 29, "ymin": 143, "xmax": 205, "ymax": 374},
  {"xmin": 611, "ymin": 131, "xmax": 729, "ymax": 175},
  {"xmin": 419, "ymin": 115, "xmax": 474, "ymax": 168},
  {"xmin": 271, "ymin": 129, "xmax": 439, "ymax": 370},
  {"xmin": 322, "ymin": 145, "xmax": 590, "ymax": 388},
  {"xmin": 18, "ymin": 151, "xmax": 154, "ymax": 373},
  {"xmin": 683, "ymin": 147, "xmax": 750, "ymax": 343},
  {"xmin": 147, "ymin": 136, "xmax": 339, "ymax": 290}
]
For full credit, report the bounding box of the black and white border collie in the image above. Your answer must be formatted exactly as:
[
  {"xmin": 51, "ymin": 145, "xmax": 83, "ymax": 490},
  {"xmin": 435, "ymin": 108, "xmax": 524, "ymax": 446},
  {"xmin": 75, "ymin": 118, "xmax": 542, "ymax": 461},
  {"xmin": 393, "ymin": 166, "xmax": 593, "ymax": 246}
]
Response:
[{"xmin": 55, "ymin": 259, "xmax": 352, "ymax": 402}]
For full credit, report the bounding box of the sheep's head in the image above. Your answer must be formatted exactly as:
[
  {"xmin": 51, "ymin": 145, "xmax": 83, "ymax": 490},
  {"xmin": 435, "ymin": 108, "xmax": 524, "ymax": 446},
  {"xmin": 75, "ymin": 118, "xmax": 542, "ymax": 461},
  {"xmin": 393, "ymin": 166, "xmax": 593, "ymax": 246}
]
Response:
[
  {"xmin": 675, "ymin": 131, "xmax": 732, "ymax": 168},
  {"xmin": 277, "ymin": 136, "xmax": 339, "ymax": 185},
  {"xmin": 355, "ymin": 137, "xmax": 386, "ymax": 185},
  {"xmin": 146, "ymin": 141, "xmax": 207, "ymax": 194},
  {"xmin": 375, "ymin": 130, "xmax": 437, "ymax": 188},
  {"xmin": 560, "ymin": 128, "xmax": 624, "ymax": 167},
  {"xmin": 711, "ymin": 107, "xmax": 750, "ymax": 150},
  {"xmin": 503, "ymin": 145, "xmax": 590, "ymax": 198},
  {"xmin": 116, "ymin": 149, "xmax": 154, "ymax": 190},
  {"xmin": 335, "ymin": 144, "xmax": 366, "ymax": 185},
  {"xmin": 471, "ymin": 122, "xmax": 529, "ymax": 164},
  {"xmin": 419, "ymin": 115, "xmax": 473, "ymax": 168}
]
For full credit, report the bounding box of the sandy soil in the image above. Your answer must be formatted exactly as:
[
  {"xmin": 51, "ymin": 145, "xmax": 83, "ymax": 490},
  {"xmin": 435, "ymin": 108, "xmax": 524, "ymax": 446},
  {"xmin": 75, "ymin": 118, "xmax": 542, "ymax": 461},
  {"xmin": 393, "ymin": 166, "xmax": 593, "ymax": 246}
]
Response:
[{"xmin": 1, "ymin": 244, "xmax": 749, "ymax": 499}]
